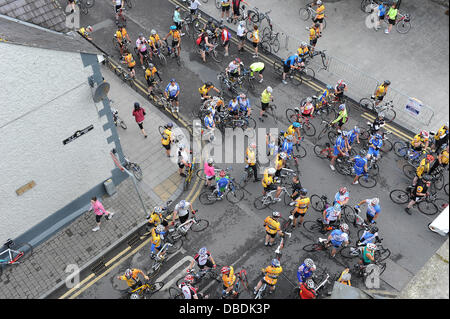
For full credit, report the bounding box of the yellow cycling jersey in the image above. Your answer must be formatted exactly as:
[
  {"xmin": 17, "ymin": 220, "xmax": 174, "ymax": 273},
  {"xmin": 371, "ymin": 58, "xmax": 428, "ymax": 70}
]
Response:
[
  {"xmin": 411, "ymin": 134, "xmax": 427, "ymax": 147},
  {"xmin": 148, "ymin": 211, "xmax": 163, "ymax": 226},
  {"xmin": 440, "ymin": 150, "xmax": 449, "ymax": 165},
  {"xmin": 294, "ymin": 197, "xmax": 310, "ymax": 214},
  {"xmin": 222, "ymin": 267, "xmax": 236, "ymax": 288},
  {"xmin": 115, "ymin": 28, "xmax": 127, "ymax": 40},
  {"xmin": 309, "ymin": 27, "xmax": 317, "ymax": 40},
  {"xmin": 246, "ymin": 148, "xmax": 257, "ymax": 166},
  {"xmin": 275, "ymin": 155, "xmax": 284, "ymax": 170},
  {"xmin": 416, "ymin": 158, "xmax": 430, "ymax": 178},
  {"xmin": 199, "ymin": 84, "xmax": 212, "ymax": 96},
  {"xmin": 150, "ymin": 228, "xmax": 161, "ymax": 246},
  {"xmin": 264, "ymin": 216, "xmax": 280, "ymax": 235},
  {"xmin": 145, "ymin": 67, "xmax": 157, "ymax": 80},
  {"xmin": 284, "ymin": 125, "xmax": 297, "ymax": 139},
  {"xmin": 169, "ymin": 30, "xmax": 181, "ymax": 41},
  {"xmin": 161, "ymin": 129, "xmax": 172, "ymax": 145},
  {"xmin": 297, "ymin": 46, "xmax": 309, "ymax": 56},
  {"xmin": 119, "ymin": 269, "xmax": 143, "ymax": 287},
  {"xmin": 149, "ymin": 34, "xmax": 160, "ymax": 45},
  {"xmin": 124, "ymin": 53, "xmax": 136, "ymax": 67},
  {"xmin": 315, "ymin": 4, "xmax": 325, "ymax": 19},
  {"xmin": 263, "ymin": 265, "xmax": 283, "ymax": 285},
  {"xmin": 262, "ymin": 169, "xmax": 273, "ymax": 188},
  {"xmin": 375, "ymin": 84, "xmax": 387, "ymax": 97},
  {"xmin": 435, "ymin": 126, "xmax": 448, "ymax": 140}
]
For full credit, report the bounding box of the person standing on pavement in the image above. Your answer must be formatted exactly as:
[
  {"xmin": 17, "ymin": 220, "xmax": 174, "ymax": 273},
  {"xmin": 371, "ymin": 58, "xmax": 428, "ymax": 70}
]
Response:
[
  {"xmin": 220, "ymin": 24, "xmax": 231, "ymax": 57},
  {"xmin": 236, "ymin": 21, "xmax": 247, "ymax": 53},
  {"xmin": 259, "ymin": 86, "xmax": 273, "ymax": 122},
  {"xmin": 231, "ymin": 0, "xmax": 249, "ymax": 24},
  {"xmin": 132, "ymin": 102, "xmax": 147, "ymax": 138},
  {"xmin": 90, "ymin": 197, "xmax": 114, "ymax": 232},
  {"xmin": 385, "ymin": 3, "xmax": 398, "ymax": 34},
  {"xmin": 189, "ymin": 0, "xmax": 201, "ymax": 15},
  {"xmin": 220, "ymin": 0, "xmax": 232, "ymax": 22},
  {"xmin": 312, "ymin": 0, "xmax": 326, "ymax": 33},
  {"xmin": 249, "ymin": 24, "xmax": 260, "ymax": 58}
]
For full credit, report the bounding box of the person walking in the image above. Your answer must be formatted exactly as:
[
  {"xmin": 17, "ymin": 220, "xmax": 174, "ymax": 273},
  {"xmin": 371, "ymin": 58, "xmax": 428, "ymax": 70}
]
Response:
[
  {"xmin": 90, "ymin": 197, "xmax": 114, "ymax": 232},
  {"xmin": 385, "ymin": 3, "xmax": 398, "ymax": 34},
  {"xmin": 132, "ymin": 102, "xmax": 147, "ymax": 138}
]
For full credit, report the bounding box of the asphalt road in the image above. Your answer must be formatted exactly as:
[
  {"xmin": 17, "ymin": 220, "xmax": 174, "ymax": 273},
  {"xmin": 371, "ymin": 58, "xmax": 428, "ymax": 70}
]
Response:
[{"xmin": 52, "ymin": 0, "xmax": 449, "ymax": 299}]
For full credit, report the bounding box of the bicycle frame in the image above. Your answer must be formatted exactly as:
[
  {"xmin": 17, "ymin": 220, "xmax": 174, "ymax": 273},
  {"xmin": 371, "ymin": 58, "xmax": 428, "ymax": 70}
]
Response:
[{"xmin": 0, "ymin": 248, "xmax": 23, "ymax": 264}]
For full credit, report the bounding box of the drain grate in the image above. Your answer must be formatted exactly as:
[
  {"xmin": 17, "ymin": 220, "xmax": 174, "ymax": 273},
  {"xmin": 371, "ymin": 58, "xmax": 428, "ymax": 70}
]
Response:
[{"xmin": 91, "ymin": 257, "xmax": 107, "ymax": 276}]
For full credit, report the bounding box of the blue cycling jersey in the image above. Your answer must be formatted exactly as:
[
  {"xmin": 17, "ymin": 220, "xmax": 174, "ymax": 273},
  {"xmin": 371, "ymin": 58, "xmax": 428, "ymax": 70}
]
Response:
[
  {"xmin": 228, "ymin": 100, "xmax": 239, "ymax": 112},
  {"xmin": 369, "ymin": 136, "xmax": 383, "ymax": 149},
  {"xmin": 335, "ymin": 135, "xmax": 346, "ymax": 149},
  {"xmin": 281, "ymin": 139, "xmax": 293, "ymax": 156},
  {"xmin": 330, "ymin": 229, "xmax": 348, "ymax": 245},
  {"xmin": 366, "ymin": 203, "xmax": 381, "ymax": 217},
  {"xmin": 359, "ymin": 230, "xmax": 378, "ymax": 245},
  {"xmin": 165, "ymin": 83, "xmax": 180, "ymax": 97},
  {"xmin": 354, "ymin": 155, "xmax": 367, "ymax": 169},
  {"xmin": 348, "ymin": 130, "xmax": 358, "ymax": 144},
  {"xmin": 297, "ymin": 263, "xmax": 313, "ymax": 283},
  {"xmin": 237, "ymin": 96, "xmax": 250, "ymax": 112},
  {"xmin": 204, "ymin": 115, "xmax": 214, "ymax": 128},
  {"xmin": 284, "ymin": 55, "xmax": 298, "ymax": 67},
  {"xmin": 216, "ymin": 176, "xmax": 230, "ymax": 189}
]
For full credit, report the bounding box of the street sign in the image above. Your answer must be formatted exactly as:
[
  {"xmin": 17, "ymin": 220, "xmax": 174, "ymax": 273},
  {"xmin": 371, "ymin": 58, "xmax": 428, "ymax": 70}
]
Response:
[{"xmin": 405, "ymin": 97, "xmax": 423, "ymax": 117}]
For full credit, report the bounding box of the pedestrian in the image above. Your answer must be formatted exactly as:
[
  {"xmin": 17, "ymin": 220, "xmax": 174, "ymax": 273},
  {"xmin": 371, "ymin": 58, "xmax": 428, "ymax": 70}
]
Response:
[
  {"xmin": 90, "ymin": 196, "xmax": 114, "ymax": 232},
  {"xmin": 385, "ymin": 3, "xmax": 398, "ymax": 34},
  {"xmin": 220, "ymin": 0, "xmax": 231, "ymax": 22},
  {"xmin": 231, "ymin": 0, "xmax": 249, "ymax": 24},
  {"xmin": 236, "ymin": 21, "xmax": 247, "ymax": 53},
  {"xmin": 132, "ymin": 102, "xmax": 147, "ymax": 138},
  {"xmin": 220, "ymin": 24, "xmax": 231, "ymax": 57},
  {"xmin": 375, "ymin": 2, "xmax": 387, "ymax": 31}
]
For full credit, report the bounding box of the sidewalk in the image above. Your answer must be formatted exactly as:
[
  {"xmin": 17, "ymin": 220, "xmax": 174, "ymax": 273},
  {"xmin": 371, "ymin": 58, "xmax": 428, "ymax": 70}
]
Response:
[{"xmin": 0, "ymin": 65, "xmax": 186, "ymax": 299}]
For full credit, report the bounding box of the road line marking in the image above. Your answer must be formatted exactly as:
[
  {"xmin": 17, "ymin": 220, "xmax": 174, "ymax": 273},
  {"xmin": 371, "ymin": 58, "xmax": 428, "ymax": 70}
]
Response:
[
  {"xmin": 58, "ymin": 273, "xmax": 95, "ymax": 299},
  {"xmin": 153, "ymin": 256, "xmax": 194, "ymax": 291},
  {"xmin": 91, "ymin": 19, "xmax": 114, "ymax": 32},
  {"xmin": 105, "ymin": 246, "xmax": 131, "ymax": 266},
  {"xmin": 361, "ymin": 113, "xmax": 412, "ymax": 141}
]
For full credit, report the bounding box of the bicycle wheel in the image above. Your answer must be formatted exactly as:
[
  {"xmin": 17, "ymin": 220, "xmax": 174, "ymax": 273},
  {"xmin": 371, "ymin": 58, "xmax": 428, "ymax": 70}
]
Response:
[
  {"xmin": 320, "ymin": 107, "xmax": 336, "ymax": 122},
  {"xmin": 359, "ymin": 98, "xmax": 374, "ymax": 111},
  {"xmin": 368, "ymin": 163, "xmax": 379, "ymax": 176},
  {"xmin": 378, "ymin": 262, "xmax": 387, "ymax": 275},
  {"xmin": 244, "ymin": 117, "xmax": 257, "ymax": 130},
  {"xmin": 417, "ymin": 201, "xmax": 438, "ymax": 216},
  {"xmin": 85, "ymin": 0, "xmax": 95, "ymax": 8},
  {"xmin": 158, "ymin": 125, "xmax": 166, "ymax": 137},
  {"xmin": 169, "ymin": 287, "xmax": 183, "ymax": 299},
  {"xmin": 302, "ymin": 243, "xmax": 324, "ymax": 252},
  {"xmin": 131, "ymin": 163, "xmax": 143, "ymax": 181},
  {"xmin": 310, "ymin": 194, "xmax": 325, "ymax": 211},
  {"xmin": 317, "ymin": 125, "xmax": 329, "ymax": 140},
  {"xmin": 303, "ymin": 221, "xmax": 322, "ymax": 233},
  {"xmin": 396, "ymin": 20, "xmax": 411, "ymax": 34},
  {"xmin": 433, "ymin": 173, "xmax": 444, "ymax": 191},
  {"xmin": 195, "ymin": 169, "xmax": 207, "ymax": 181},
  {"xmin": 445, "ymin": 183, "xmax": 449, "ymax": 195},
  {"xmin": 166, "ymin": 238, "xmax": 183, "ymax": 254},
  {"xmin": 313, "ymin": 145, "xmax": 329, "ymax": 159},
  {"xmin": 343, "ymin": 206, "xmax": 356, "ymax": 225},
  {"xmin": 393, "ymin": 141, "xmax": 408, "ymax": 158},
  {"xmin": 285, "ymin": 108, "xmax": 299, "ymax": 124},
  {"xmin": 302, "ymin": 122, "xmax": 316, "ymax": 137},
  {"xmin": 340, "ymin": 246, "xmax": 360, "ymax": 259},
  {"xmin": 389, "ymin": 189, "xmax": 409, "ymax": 204},
  {"xmin": 273, "ymin": 60, "xmax": 283, "ymax": 76},
  {"xmin": 327, "ymin": 131, "xmax": 337, "ymax": 144},
  {"xmin": 248, "ymin": 10, "xmax": 259, "ymax": 23},
  {"xmin": 375, "ymin": 248, "xmax": 391, "ymax": 262},
  {"xmin": 300, "ymin": 67, "xmax": 315, "ymax": 81},
  {"xmin": 119, "ymin": 119, "xmax": 127, "ymax": 129},
  {"xmin": 282, "ymin": 218, "xmax": 293, "ymax": 233},
  {"xmin": 383, "ymin": 108, "xmax": 396, "ymax": 123},
  {"xmin": 271, "ymin": 38, "xmax": 280, "ymax": 53},
  {"xmin": 335, "ymin": 161, "xmax": 351, "ymax": 176},
  {"xmin": 191, "ymin": 219, "xmax": 209, "ymax": 232},
  {"xmin": 359, "ymin": 128, "xmax": 370, "ymax": 141},
  {"xmin": 144, "ymin": 282, "xmax": 164, "ymax": 299},
  {"xmin": 260, "ymin": 41, "xmax": 272, "ymax": 54},
  {"xmin": 402, "ymin": 164, "xmax": 416, "ymax": 180},
  {"xmin": 199, "ymin": 191, "xmax": 217, "ymax": 205},
  {"xmin": 435, "ymin": 198, "xmax": 448, "ymax": 212},
  {"xmin": 239, "ymin": 270, "xmax": 249, "ymax": 290},
  {"xmin": 380, "ymin": 139, "xmax": 393, "ymax": 153},
  {"xmin": 254, "ymin": 196, "xmax": 271, "ymax": 210},
  {"xmin": 295, "ymin": 145, "xmax": 307, "ymax": 158},
  {"xmin": 291, "ymin": 71, "xmax": 303, "ymax": 86},
  {"xmin": 215, "ymin": 0, "xmax": 221, "ymax": 9},
  {"xmin": 299, "ymin": 8, "xmax": 310, "ymax": 21},
  {"xmin": 79, "ymin": 3, "xmax": 88, "ymax": 15},
  {"xmin": 227, "ymin": 188, "xmax": 245, "ymax": 203},
  {"xmin": 358, "ymin": 175, "xmax": 377, "ymax": 188},
  {"xmin": 211, "ymin": 49, "xmax": 223, "ymax": 63}
]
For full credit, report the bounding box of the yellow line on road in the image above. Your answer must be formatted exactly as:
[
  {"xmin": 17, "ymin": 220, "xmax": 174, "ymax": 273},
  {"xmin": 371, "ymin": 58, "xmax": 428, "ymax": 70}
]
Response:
[
  {"xmin": 58, "ymin": 273, "xmax": 95, "ymax": 299},
  {"xmin": 361, "ymin": 113, "xmax": 413, "ymax": 141}
]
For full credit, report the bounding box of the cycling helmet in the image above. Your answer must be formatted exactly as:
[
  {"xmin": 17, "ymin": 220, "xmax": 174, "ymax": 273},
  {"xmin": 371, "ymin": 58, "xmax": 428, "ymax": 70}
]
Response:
[
  {"xmin": 240, "ymin": 93, "xmax": 247, "ymax": 99},
  {"xmin": 367, "ymin": 243, "xmax": 377, "ymax": 250},
  {"xmin": 184, "ymin": 274, "xmax": 194, "ymax": 284},
  {"xmin": 154, "ymin": 206, "xmax": 162, "ymax": 213},
  {"xmin": 250, "ymin": 143, "xmax": 256, "ymax": 149},
  {"xmin": 199, "ymin": 247, "xmax": 208, "ymax": 256},
  {"xmin": 334, "ymin": 203, "xmax": 342, "ymax": 212},
  {"xmin": 375, "ymin": 133, "xmax": 383, "ymax": 140},
  {"xmin": 138, "ymin": 32, "xmax": 144, "ymax": 38},
  {"xmin": 134, "ymin": 102, "xmax": 140, "ymax": 108},
  {"xmin": 148, "ymin": 63, "xmax": 154, "ymax": 69},
  {"xmin": 219, "ymin": 169, "xmax": 226, "ymax": 177},
  {"xmin": 279, "ymin": 152, "xmax": 287, "ymax": 160},
  {"xmin": 337, "ymin": 79, "xmax": 346, "ymax": 87},
  {"xmin": 306, "ymin": 97, "xmax": 313, "ymax": 103},
  {"xmin": 271, "ymin": 258, "xmax": 281, "ymax": 267},
  {"xmin": 306, "ymin": 279, "xmax": 315, "ymax": 289},
  {"xmin": 301, "ymin": 41, "xmax": 307, "ymax": 47},
  {"xmin": 326, "ymin": 84, "xmax": 333, "ymax": 90},
  {"xmin": 340, "ymin": 223, "xmax": 349, "ymax": 232},
  {"xmin": 304, "ymin": 258, "xmax": 315, "ymax": 268},
  {"xmin": 339, "ymin": 104, "xmax": 346, "ymax": 111},
  {"xmin": 206, "ymin": 30, "xmax": 213, "ymax": 36},
  {"xmin": 175, "ymin": 5, "xmax": 180, "ymax": 10},
  {"xmin": 426, "ymin": 154, "xmax": 435, "ymax": 162},
  {"xmin": 170, "ymin": 25, "xmax": 177, "ymax": 30},
  {"xmin": 170, "ymin": 78, "xmax": 176, "ymax": 82},
  {"xmin": 371, "ymin": 198, "xmax": 379, "ymax": 206},
  {"xmin": 235, "ymin": 58, "xmax": 241, "ymax": 63},
  {"xmin": 86, "ymin": 26, "xmax": 93, "ymax": 32},
  {"xmin": 156, "ymin": 224, "xmax": 165, "ymax": 233},
  {"xmin": 369, "ymin": 226, "xmax": 379, "ymax": 234},
  {"xmin": 300, "ymin": 188, "xmax": 308, "ymax": 196},
  {"xmin": 207, "ymin": 158, "xmax": 214, "ymax": 165},
  {"xmin": 337, "ymin": 129, "xmax": 343, "ymax": 135},
  {"xmin": 422, "ymin": 174, "xmax": 432, "ymax": 182},
  {"xmin": 266, "ymin": 86, "xmax": 273, "ymax": 93},
  {"xmin": 239, "ymin": 21, "xmax": 245, "ymax": 26},
  {"xmin": 167, "ymin": 122, "xmax": 174, "ymax": 128},
  {"xmin": 339, "ymin": 187, "xmax": 347, "ymax": 194},
  {"xmin": 316, "ymin": 0, "xmax": 323, "ymax": 5},
  {"xmin": 420, "ymin": 130, "xmax": 429, "ymax": 138},
  {"xmin": 125, "ymin": 268, "xmax": 133, "ymax": 279},
  {"xmin": 272, "ymin": 211, "xmax": 281, "ymax": 218},
  {"xmin": 293, "ymin": 122, "xmax": 301, "ymax": 128},
  {"xmin": 206, "ymin": 81, "xmax": 213, "ymax": 87},
  {"xmin": 151, "ymin": 29, "xmax": 157, "ymax": 35},
  {"xmin": 384, "ymin": 80, "xmax": 391, "ymax": 86},
  {"xmin": 286, "ymin": 134, "xmax": 294, "ymax": 141},
  {"xmin": 354, "ymin": 126, "xmax": 361, "ymax": 133},
  {"xmin": 179, "ymin": 199, "xmax": 187, "ymax": 208},
  {"xmin": 178, "ymin": 143, "xmax": 185, "ymax": 149},
  {"xmin": 221, "ymin": 266, "xmax": 231, "ymax": 275}
]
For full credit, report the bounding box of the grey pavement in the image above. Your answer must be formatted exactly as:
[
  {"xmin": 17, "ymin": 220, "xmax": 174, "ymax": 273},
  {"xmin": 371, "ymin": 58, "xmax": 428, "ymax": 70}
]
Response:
[{"xmin": 196, "ymin": 0, "xmax": 449, "ymax": 132}]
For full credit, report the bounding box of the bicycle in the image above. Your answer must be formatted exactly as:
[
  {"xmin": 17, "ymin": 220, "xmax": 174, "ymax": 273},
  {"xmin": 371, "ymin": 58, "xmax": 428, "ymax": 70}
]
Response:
[
  {"xmin": 261, "ymin": 27, "xmax": 280, "ymax": 53},
  {"xmin": 360, "ymin": 0, "xmax": 380, "ymax": 13},
  {"xmin": 158, "ymin": 125, "xmax": 184, "ymax": 142},
  {"xmin": 195, "ymin": 166, "xmax": 232, "ymax": 181},
  {"xmin": 272, "ymin": 60, "xmax": 302, "ymax": 86},
  {"xmin": 336, "ymin": 157, "xmax": 377, "ymax": 188},
  {"xmin": 302, "ymin": 217, "xmax": 342, "ymax": 234},
  {"xmin": 149, "ymin": 46, "xmax": 167, "ymax": 67},
  {"xmin": 302, "ymin": 237, "xmax": 336, "ymax": 253},
  {"xmin": 133, "ymin": 46, "xmax": 151, "ymax": 70},
  {"xmin": 111, "ymin": 148, "xmax": 142, "ymax": 181},
  {"xmin": 183, "ymin": 157, "xmax": 196, "ymax": 191},
  {"xmin": 298, "ymin": 2, "xmax": 327, "ymax": 29},
  {"xmin": 74, "ymin": 0, "xmax": 92, "ymax": 15},
  {"xmin": 317, "ymin": 120, "xmax": 339, "ymax": 141},
  {"xmin": 240, "ymin": 67, "xmax": 257, "ymax": 94},
  {"xmin": 110, "ymin": 105, "xmax": 127, "ymax": 129},
  {"xmin": 112, "ymin": 36, "xmax": 130, "ymax": 55},
  {"xmin": 340, "ymin": 238, "xmax": 390, "ymax": 262},
  {"xmin": 253, "ymin": 182, "xmax": 292, "ymax": 210},
  {"xmin": 217, "ymin": 71, "xmax": 243, "ymax": 97},
  {"xmin": 393, "ymin": 141, "xmax": 427, "ymax": 166},
  {"xmin": 129, "ymin": 280, "xmax": 164, "ymax": 299},
  {"xmin": 182, "ymin": 10, "xmax": 202, "ymax": 38},
  {"xmin": 220, "ymin": 113, "xmax": 256, "ymax": 131},
  {"xmin": 359, "ymin": 97, "xmax": 396, "ymax": 123},
  {"xmin": 386, "ymin": 11, "xmax": 411, "ymax": 34},
  {"xmin": 390, "ymin": 187, "xmax": 441, "ymax": 216},
  {"xmin": 199, "ymin": 178, "xmax": 245, "ymax": 205},
  {"xmin": 115, "ymin": 6, "xmax": 127, "ymax": 27},
  {"xmin": 155, "ymin": 95, "xmax": 180, "ymax": 119},
  {"xmin": 246, "ymin": 7, "xmax": 273, "ymax": 30},
  {"xmin": 284, "ymin": 109, "xmax": 316, "ymax": 137},
  {"xmin": 239, "ymin": 163, "xmax": 260, "ymax": 188},
  {"xmin": 344, "ymin": 206, "xmax": 376, "ymax": 230},
  {"xmin": 301, "ymin": 94, "xmax": 336, "ymax": 121},
  {"xmin": 222, "ymin": 269, "xmax": 249, "ymax": 299},
  {"xmin": 198, "ymin": 43, "xmax": 223, "ymax": 63},
  {"xmin": 149, "ymin": 236, "xmax": 183, "ymax": 276},
  {"xmin": 176, "ymin": 266, "xmax": 221, "ymax": 287},
  {"xmin": 124, "ymin": 0, "xmax": 133, "ymax": 9},
  {"xmin": 0, "ymin": 239, "xmax": 33, "ymax": 277},
  {"xmin": 359, "ymin": 122, "xmax": 394, "ymax": 153},
  {"xmin": 353, "ymin": 260, "xmax": 386, "ymax": 278},
  {"xmin": 164, "ymin": 40, "xmax": 181, "ymax": 66}
]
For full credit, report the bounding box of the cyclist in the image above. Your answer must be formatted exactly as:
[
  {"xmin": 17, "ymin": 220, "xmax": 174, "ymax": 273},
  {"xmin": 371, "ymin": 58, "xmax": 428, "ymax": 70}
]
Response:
[
  {"xmin": 430, "ymin": 145, "xmax": 449, "ymax": 175},
  {"xmin": 351, "ymin": 153, "xmax": 370, "ymax": 185},
  {"xmin": 237, "ymin": 93, "xmax": 251, "ymax": 116},
  {"xmin": 334, "ymin": 80, "xmax": 348, "ymax": 103},
  {"xmin": 334, "ymin": 186, "xmax": 350, "ymax": 206},
  {"xmin": 264, "ymin": 211, "xmax": 284, "ymax": 246},
  {"xmin": 177, "ymin": 143, "xmax": 190, "ymax": 177},
  {"xmin": 300, "ymin": 96, "xmax": 315, "ymax": 118},
  {"xmin": 227, "ymin": 95, "xmax": 240, "ymax": 117},
  {"xmin": 226, "ymin": 58, "xmax": 242, "ymax": 82},
  {"xmin": 297, "ymin": 258, "xmax": 316, "ymax": 285},
  {"xmin": 329, "ymin": 130, "xmax": 349, "ymax": 171},
  {"xmin": 78, "ymin": 25, "xmax": 93, "ymax": 40},
  {"xmin": 337, "ymin": 268, "xmax": 352, "ymax": 286},
  {"xmin": 284, "ymin": 122, "xmax": 302, "ymax": 145},
  {"xmin": 180, "ymin": 275, "xmax": 201, "ymax": 299},
  {"xmin": 291, "ymin": 188, "xmax": 310, "ymax": 227},
  {"xmin": 297, "ymin": 42, "xmax": 310, "ymax": 63},
  {"xmin": 197, "ymin": 30, "xmax": 216, "ymax": 63},
  {"xmin": 121, "ymin": 50, "xmax": 136, "ymax": 79},
  {"xmin": 203, "ymin": 158, "xmax": 216, "ymax": 188},
  {"xmin": 411, "ymin": 130, "xmax": 430, "ymax": 152},
  {"xmin": 172, "ymin": 199, "xmax": 195, "ymax": 225},
  {"xmin": 135, "ymin": 33, "xmax": 150, "ymax": 70},
  {"xmin": 221, "ymin": 266, "xmax": 237, "ymax": 298},
  {"xmin": 146, "ymin": 205, "xmax": 169, "ymax": 231},
  {"xmin": 163, "ymin": 25, "xmax": 181, "ymax": 58},
  {"xmin": 322, "ymin": 203, "xmax": 342, "ymax": 233},
  {"xmin": 371, "ymin": 113, "xmax": 386, "ymax": 134},
  {"xmin": 354, "ymin": 197, "xmax": 381, "ymax": 224},
  {"xmin": 117, "ymin": 268, "xmax": 149, "ymax": 290},
  {"xmin": 432, "ymin": 123, "xmax": 449, "ymax": 151},
  {"xmin": 161, "ymin": 122, "xmax": 174, "ymax": 157},
  {"xmin": 368, "ymin": 133, "xmax": 383, "ymax": 159},
  {"xmin": 220, "ymin": 24, "xmax": 231, "ymax": 57},
  {"xmin": 360, "ymin": 243, "xmax": 376, "ymax": 266},
  {"xmin": 144, "ymin": 63, "xmax": 162, "ymax": 99},
  {"xmin": 164, "ymin": 78, "xmax": 180, "ymax": 113},
  {"xmin": 189, "ymin": 0, "xmax": 202, "ymax": 16},
  {"xmin": 373, "ymin": 80, "xmax": 391, "ymax": 106},
  {"xmin": 326, "ymin": 223, "xmax": 349, "ymax": 258},
  {"xmin": 114, "ymin": 26, "xmax": 130, "ymax": 55},
  {"xmin": 274, "ymin": 152, "xmax": 287, "ymax": 178},
  {"xmin": 150, "ymin": 224, "xmax": 166, "ymax": 259},
  {"xmin": 412, "ymin": 154, "xmax": 434, "ymax": 186},
  {"xmin": 404, "ymin": 174, "xmax": 432, "ymax": 215},
  {"xmin": 331, "ymin": 103, "xmax": 348, "ymax": 131},
  {"xmin": 187, "ymin": 247, "xmax": 217, "ymax": 277},
  {"xmin": 259, "ymin": 86, "xmax": 273, "ymax": 121},
  {"xmin": 299, "ymin": 279, "xmax": 317, "ymax": 299},
  {"xmin": 172, "ymin": 5, "xmax": 184, "ymax": 34},
  {"xmin": 199, "ymin": 81, "xmax": 220, "ymax": 101},
  {"xmin": 308, "ymin": 23, "xmax": 321, "ymax": 52},
  {"xmin": 254, "ymin": 259, "xmax": 283, "ymax": 295},
  {"xmin": 236, "ymin": 20, "xmax": 247, "ymax": 52},
  {"xmin": 312, "ymin": 0, "xmax": 326, "ymax": 32},
  {"xmin": 317, "ymin": 85, "xmax": 334, "ymax": 113},
  {"xmin": 216, "ymin": 169, "xmax": 231, "ymax": 198},
  {"xmin": 281, "ymin": 134, "xmax": 296, "ymax": 160},
  {"xmin": 346, "ymin": 126, "xmax": 361, "ymax": 146},
  {"xmin": 250, "ymin": 61, "xmax": 265, "ymax": 83},
  {"xmin": 113, "ymin": 0, "xmax": 124, "ymax": 23},
  {"xmin": 289, "ymin": 175, "xmax": 304, "ymax": 201},
  {"xmin": 149, "ymin": 29, "xmax": 164, "ymax": 49},
  {"xmin": 249, "ymin": 24, "xmax": 260, "ymax": 58},
  {"xmin": 220, "ymin": 0, "xmax": 232, "ymax": 21},
  {"xmin": 358, "ymin": 226, "xmax": 380, "ymax": 246},
  {"xmin": 203, "ymin": 109, "xmax": 215, "ymax": 137},
  {"xmin": 204, "ymin": 17, "xmax": 220, "ymax": 39},
  {"xmin": 282, "ymin": 54, "xmax": 300, "ymax": 85},
  {"xmin": 245, "ymin": 143, "xmax": 260, "ymax": 182}
]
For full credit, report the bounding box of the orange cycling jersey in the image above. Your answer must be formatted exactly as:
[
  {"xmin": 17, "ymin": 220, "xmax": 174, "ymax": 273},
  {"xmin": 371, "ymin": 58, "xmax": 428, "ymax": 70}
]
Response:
[
  {"xmin": 309, "ymin": 27, "xmax": 317, "ymax": 40},
  {"xmin": 145, "ymin": 67, "xmax": 157, "ymax": 80},
  {"xmin": 411, "ymin": 134, "xmax": 428, "ymax": 147},
  {"xmin": 124, "ymin": 53, "xmax": 136, "ymax": 67},
  {"xmin": 169, "ymin": 30, "xmax": 181, "ymax": 41},
  {"xmin": 263, "ymin": 265, "xmax": 282, "ymax": 285},
  {"xmin": 295, "ymin": 197, "xmax": 310, "ymax": 214},
  {"xmin": 251, "ymin": 30, "xmax": 259, "ymax": 43},
  {"xmin": 119, "ymin": 269, "xmax": 142, "ymax": 287},
  {"xmin": 116, "ymin": 28, "xmax": 127, "ymax": 40},
  {"xmin": 264, "ymin": 216, "xmax": 280, "ymax": 235},
  {"xmin": 222, "ymin": 267, "xmax": 236, "ymax": 288},
  {"xmin": 316, "ymin": 5, "xmax": 325, "ymax": 19}
]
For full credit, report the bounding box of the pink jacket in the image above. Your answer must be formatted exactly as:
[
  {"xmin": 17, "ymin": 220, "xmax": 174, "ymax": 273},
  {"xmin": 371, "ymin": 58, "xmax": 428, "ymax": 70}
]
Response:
[
  {"xmin": 132, "ymin": 108, "xmax": 145, "ymax": 123},
  {"xmin": 204, "ymin": 161, "xmax": 215, "ymax": 177},
  {"xmin": 91, "ymin": 200, "xmax": 106, "ymax": 216}
]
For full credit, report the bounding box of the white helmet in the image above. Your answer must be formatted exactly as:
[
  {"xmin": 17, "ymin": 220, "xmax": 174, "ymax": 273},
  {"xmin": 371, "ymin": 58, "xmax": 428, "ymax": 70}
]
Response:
[
  {"xmin": 151, "ymin": 29, "xmax": 157, "ymax": 35},
  {"xmin": 316, "ymin": 0, "xmax": 322, "ymax": 5},
  {"xmin": 304, "ymin": 258, "xmax": 315, "ymax": 268},
  {"xmin": 279, "ymin": 152, "xmax": 287, "ymax": 159},
  {"xmin": 301, "ymin": 41, "xmax": 307, "ymax": 47},
  {"xmin": 178, "ymin": 143, "xmax": 185, "ymax": 149},
  {"xmin": 367, "ymin": 243, "xmax": 377, "ymax": 250},
  {"xmin": 266, "ymin": 86, "xmax": 273, "ymax": 93},
  {"xmin": 268, "ymin": 168, "xmax": 276, "ymax": 175},
  {"xmin": 239, "ymin": 21, "xmax": 245, "ymax": 26},
  {"xmin": 340, "ymin": 223, "xmax": 349, "ymax": 232},
  {"xmin": 306, "ymin": 279, "xmax": 315, "ymax": 289},
  {"xmin": 371, "ymin": 198, "xmax": 379, "ymax": 206}
]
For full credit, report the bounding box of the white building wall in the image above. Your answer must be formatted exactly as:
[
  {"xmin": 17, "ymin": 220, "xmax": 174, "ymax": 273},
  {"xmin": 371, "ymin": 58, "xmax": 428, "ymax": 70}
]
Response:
[{"xmin": 0, "ymin": 43, "xmax": 116, "ymax": 239}]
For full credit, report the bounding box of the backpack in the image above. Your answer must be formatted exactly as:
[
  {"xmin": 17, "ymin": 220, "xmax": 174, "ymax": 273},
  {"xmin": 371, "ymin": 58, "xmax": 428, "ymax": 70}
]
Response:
[{"xmin": 196, "ymin": 33, "xmax": 203, "ymax": 45}]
